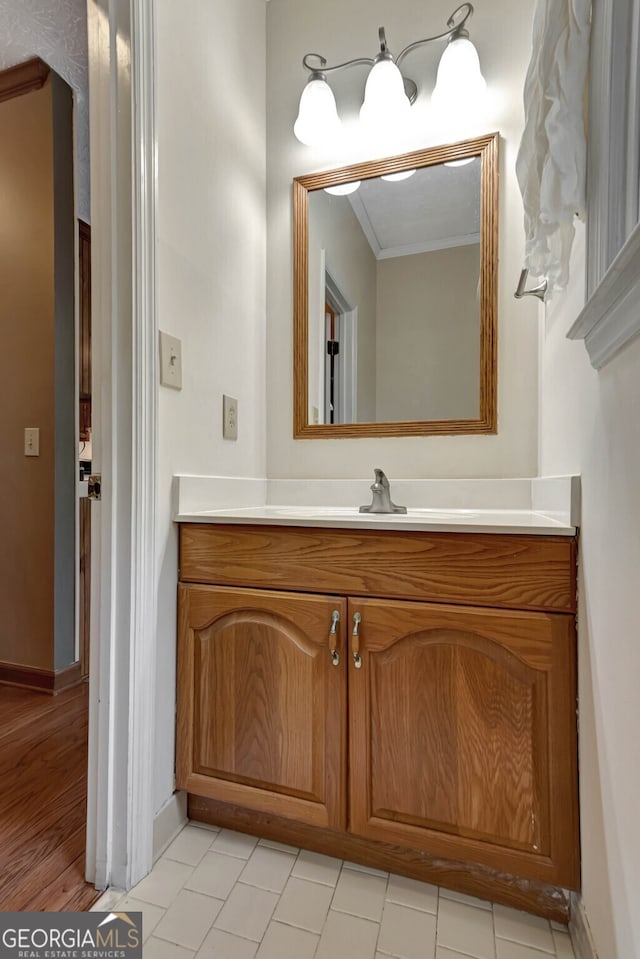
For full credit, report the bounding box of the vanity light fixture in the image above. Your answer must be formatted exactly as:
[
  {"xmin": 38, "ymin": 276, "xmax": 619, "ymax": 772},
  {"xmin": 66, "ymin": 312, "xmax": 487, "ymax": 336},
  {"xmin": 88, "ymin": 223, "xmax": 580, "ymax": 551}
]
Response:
[{"xmin": 294, "ymin": 3, "xmax": 486, "ymax": 147}]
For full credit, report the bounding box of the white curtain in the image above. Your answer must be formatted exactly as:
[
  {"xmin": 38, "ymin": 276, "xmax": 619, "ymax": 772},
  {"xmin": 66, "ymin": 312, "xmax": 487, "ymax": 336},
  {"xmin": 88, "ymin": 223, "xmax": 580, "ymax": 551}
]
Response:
[{"xmin": 516, "ymin": 0, "xmax": 591, "ymax": 294}]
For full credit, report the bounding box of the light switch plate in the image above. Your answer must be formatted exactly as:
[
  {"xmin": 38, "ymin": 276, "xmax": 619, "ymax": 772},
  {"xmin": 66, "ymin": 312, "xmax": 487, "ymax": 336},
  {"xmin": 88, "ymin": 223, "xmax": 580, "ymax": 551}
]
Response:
[
  {"xmin": 223, "ymin": 395, "xmax": 238, "ymax": 440},
  {"xmin": 159, "ymin": 332, "xmax": 183, "ymax": 389},
  {"xmin": 24, "ymin": 427, "xmax": 40, "ymax": 456}
]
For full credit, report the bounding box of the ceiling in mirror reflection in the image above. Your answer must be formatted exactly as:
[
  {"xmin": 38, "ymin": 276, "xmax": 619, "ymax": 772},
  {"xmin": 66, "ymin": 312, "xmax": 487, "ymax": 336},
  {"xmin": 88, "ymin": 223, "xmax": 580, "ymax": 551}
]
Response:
[{"xmin": 337, "ymin": 159, "xmax": 481, "ymax": 258}]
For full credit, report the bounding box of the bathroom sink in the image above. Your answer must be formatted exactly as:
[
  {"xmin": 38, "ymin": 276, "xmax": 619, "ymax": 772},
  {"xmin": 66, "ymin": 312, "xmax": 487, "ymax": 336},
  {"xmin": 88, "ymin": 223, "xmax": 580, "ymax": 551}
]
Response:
[
  {"xmin": 269, "ymin": 506, "xmax": 358, "ymax": 517},
  {"xmin": 267, "ymin": 506, "xmax": 480, "ymax": 520},
  {"xmin": 398, "ymin": 508, "xmax": 480, "ymax": 520}
]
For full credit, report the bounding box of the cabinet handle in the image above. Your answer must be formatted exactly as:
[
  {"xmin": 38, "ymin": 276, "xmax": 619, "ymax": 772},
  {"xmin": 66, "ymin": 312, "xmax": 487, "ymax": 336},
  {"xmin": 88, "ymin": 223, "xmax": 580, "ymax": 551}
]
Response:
[
  {"xmin": 352, "ymin": 612, "xmax": 362, "ymax": 668},
  {"xmin": 329, "ymin": 609, "xmax": 340, "ymax": 666}
]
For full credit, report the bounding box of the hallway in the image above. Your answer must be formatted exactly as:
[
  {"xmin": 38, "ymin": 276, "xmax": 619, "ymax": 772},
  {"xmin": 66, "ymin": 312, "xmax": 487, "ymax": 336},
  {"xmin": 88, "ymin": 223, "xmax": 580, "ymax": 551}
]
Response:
[{"xmin": 0, "ymin": 683, "xmax": 98, "ymax": 910}]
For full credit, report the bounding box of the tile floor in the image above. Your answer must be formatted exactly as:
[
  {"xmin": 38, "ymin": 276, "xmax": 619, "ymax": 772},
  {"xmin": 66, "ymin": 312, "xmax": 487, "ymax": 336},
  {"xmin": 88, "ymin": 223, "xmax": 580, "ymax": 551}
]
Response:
[{"xmin": 94, "ymin": 823, "xmax": 576, "ymax": 959}]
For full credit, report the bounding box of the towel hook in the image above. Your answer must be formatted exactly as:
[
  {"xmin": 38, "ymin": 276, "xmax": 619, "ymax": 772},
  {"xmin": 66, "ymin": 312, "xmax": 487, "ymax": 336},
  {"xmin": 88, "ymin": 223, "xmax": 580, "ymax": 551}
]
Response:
[{"xmin": 514, "ymin": 268, "xmax": 547, "ymax": 302}]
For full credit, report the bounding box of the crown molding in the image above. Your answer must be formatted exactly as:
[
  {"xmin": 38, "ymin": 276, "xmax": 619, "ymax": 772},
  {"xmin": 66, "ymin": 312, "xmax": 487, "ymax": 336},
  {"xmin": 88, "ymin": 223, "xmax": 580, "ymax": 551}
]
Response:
[{"xmin": 0, "ymin": 57, "xmax": 50, "ymax": 105}]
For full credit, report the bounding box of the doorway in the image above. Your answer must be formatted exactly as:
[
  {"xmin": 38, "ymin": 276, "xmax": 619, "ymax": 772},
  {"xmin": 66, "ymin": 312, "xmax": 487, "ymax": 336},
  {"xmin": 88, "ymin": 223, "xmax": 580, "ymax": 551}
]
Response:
[
  {"xmin": 0, "ymin": 56, "xmax": 95, "ymax": 909},
  {"xmin": 1, "ymin": 0, "xmax": 162, "ymax": 900}
]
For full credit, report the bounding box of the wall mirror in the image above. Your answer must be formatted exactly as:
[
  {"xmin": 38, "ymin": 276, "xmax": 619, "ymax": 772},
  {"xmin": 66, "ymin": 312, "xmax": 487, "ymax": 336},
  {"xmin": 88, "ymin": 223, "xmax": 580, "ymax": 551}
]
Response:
[{"xmin": 293, "ymin": 132, "xmax": 498, "ymax": 438}]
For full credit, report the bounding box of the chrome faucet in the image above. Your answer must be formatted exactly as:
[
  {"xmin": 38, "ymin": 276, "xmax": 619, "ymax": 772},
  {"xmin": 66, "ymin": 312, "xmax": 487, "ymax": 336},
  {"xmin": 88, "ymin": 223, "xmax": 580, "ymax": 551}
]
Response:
[{"xmin": 359, "ymin": 468, "xmax": 407, "ymax": 514}]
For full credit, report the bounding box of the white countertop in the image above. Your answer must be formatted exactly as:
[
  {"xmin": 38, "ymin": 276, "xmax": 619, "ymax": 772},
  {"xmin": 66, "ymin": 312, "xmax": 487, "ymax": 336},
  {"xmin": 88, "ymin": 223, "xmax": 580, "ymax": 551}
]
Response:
[
  {"xmin": 174, "ymin": 475, "xmax": 580, "ymax": 536},
  {"xmin": 174, "ymin": 504, "xmax": 575, "ymax": 535}
]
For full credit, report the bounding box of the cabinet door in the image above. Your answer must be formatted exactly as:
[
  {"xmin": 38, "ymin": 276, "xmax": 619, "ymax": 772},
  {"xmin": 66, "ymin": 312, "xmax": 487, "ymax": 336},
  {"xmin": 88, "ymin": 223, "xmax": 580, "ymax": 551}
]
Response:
[
  {"xmin": 348, "ymin": 598, "xmax": 578, "ymax": 888},
  {"xmin": 178, "ymin": 584, "xmax": 347, "ymax": 829}
]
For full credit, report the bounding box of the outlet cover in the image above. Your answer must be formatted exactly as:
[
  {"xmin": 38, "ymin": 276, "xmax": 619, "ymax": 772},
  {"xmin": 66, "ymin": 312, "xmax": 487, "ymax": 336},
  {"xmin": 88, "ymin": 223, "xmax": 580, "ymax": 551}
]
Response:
[
  {"xmin": 223, "ymin": 395, "xmax": 238, "ymax": 440},
  {"xmin": 159, "ymin": 332, "xmax": 182, "ymax": 389}
]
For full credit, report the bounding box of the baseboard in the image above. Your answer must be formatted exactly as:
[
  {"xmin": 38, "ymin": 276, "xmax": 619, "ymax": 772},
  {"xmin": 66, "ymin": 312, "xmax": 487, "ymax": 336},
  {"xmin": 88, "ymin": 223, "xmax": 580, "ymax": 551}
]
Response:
[
  {"xmin": 89, "ymin": 889, "xmax": 126, "ymax": 912},
  {"xmin": 53, "ymin": 661, "xmax": 83, "ymax": 693},
  {"xmin": 90, "ymin": 795, "xmax": 188, "ymax": 907},
  {"xmin": 0, "ymin": 662, "xmax": 53, "ymax": 691},
  {"xmin": 189, "ymin": 794, "xmax": 572, "ymax": 922},
  {"xmin": 0, "ymin": 660, "xmax": 83, "ymax": 694},
  {"xmin": 569, "ymin": 893, "xmax": 599, "ymax": 958},
  {"xmin": 153, "ymin": 791, "xmax": 188, "ymax": 862}
]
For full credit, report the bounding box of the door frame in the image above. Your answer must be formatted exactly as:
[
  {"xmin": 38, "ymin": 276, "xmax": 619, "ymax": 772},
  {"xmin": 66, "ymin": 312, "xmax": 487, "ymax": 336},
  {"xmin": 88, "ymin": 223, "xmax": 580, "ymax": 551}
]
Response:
[
  {"xmin": 324, "ymin": 272, "xmax": 357, "ymax": 424},
  {"xmin": 85, "ymin": 0, "xmax": 158, "ymax": 891}
]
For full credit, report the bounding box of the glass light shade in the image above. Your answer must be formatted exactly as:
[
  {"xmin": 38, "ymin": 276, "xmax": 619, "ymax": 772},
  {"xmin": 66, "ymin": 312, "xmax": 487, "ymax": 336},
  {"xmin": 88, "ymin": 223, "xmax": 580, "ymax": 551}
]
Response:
[
  {"xmin": 381, "ymin": 169, "xmax": 416, "ymax": 182},
  {"xmin": 444, "ymin": 157, "xmax": 476, "ymax": 167},
  {"xmin": 324, "ymin": 180, "xmax": 361, "ymax": 196},
  {"xmin": 359, "ymin": 58, "xmax": 411, "ymax": 129},
  {"xmin": 431, "ymin": 37, "xmax": 487, "ymax": 114},
  {"xmin": 294, "ymin": 78, "xmax": 342, "ymax": 147}
]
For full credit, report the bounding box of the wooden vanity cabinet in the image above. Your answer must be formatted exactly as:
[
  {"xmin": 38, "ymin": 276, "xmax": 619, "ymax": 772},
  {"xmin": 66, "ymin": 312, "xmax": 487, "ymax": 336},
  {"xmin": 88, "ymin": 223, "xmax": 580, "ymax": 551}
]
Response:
[
  {"xmin": 178, "ymin": 523, "xmax": 579, "ymax": 915},
  {"xmin": 348, "ymin": 597, "xmax": 577, "ymax": 886},
  {"xmin": 177, "ymin": 585, "xmax": 347, "ymax": 830}
]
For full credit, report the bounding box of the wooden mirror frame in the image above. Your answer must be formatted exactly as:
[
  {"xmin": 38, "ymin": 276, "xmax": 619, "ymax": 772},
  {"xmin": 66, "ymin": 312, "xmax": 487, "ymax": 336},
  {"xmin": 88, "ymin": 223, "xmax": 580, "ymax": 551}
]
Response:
[{"xmin": 293, "ymin": 132, "xmax": 499, "ymax": 439}]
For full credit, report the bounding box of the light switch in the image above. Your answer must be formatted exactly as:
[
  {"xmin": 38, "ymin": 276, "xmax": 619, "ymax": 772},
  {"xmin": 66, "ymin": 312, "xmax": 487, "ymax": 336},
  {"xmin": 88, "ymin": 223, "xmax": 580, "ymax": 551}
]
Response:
[
  {"xmin": 24, "ymin": 427, "xmax": 40, "ymax": 456},
  {"xmin": 159, "ymin": 332, "xmax": 183, "ymax": 390}
]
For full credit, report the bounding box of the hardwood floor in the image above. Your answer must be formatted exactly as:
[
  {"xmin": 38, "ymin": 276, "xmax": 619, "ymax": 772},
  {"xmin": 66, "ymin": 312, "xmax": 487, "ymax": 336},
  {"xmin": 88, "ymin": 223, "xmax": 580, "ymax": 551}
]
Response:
[{"xmin": 0, "ymin": 682, "xmax": 99, "ymax": 910}]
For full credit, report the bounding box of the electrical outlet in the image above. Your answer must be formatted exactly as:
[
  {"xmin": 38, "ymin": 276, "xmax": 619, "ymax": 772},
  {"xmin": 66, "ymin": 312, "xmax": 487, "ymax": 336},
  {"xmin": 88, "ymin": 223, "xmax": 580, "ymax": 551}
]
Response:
[
  {"xmin": 223, "ymin": 395, "xmax": 238, "ymax": 440},
  {"xmin": 159, "ymin": 331, "xmax": 183, "ymax": 389},
  {"xmin": 24, "ymin": 427, "xmax": 40, "ymax": 456}
]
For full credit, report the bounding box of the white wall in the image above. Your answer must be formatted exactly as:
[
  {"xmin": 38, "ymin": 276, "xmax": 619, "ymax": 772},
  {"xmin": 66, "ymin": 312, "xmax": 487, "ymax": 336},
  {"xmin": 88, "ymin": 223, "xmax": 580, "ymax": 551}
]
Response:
[
  {"xmin": 540, "ymin": 224, "xmax": 640, "ymax": 957},
  {"xmin": 154, "ymin": 0, "xmax": 267, "ymax": 814},
  {"xmin": 376, "ymin": 245, "xmax": 480, "ymax": 421},
  {"xmin": 266, "ymin": 0, "xmax": 539, "ymax": 478}
]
